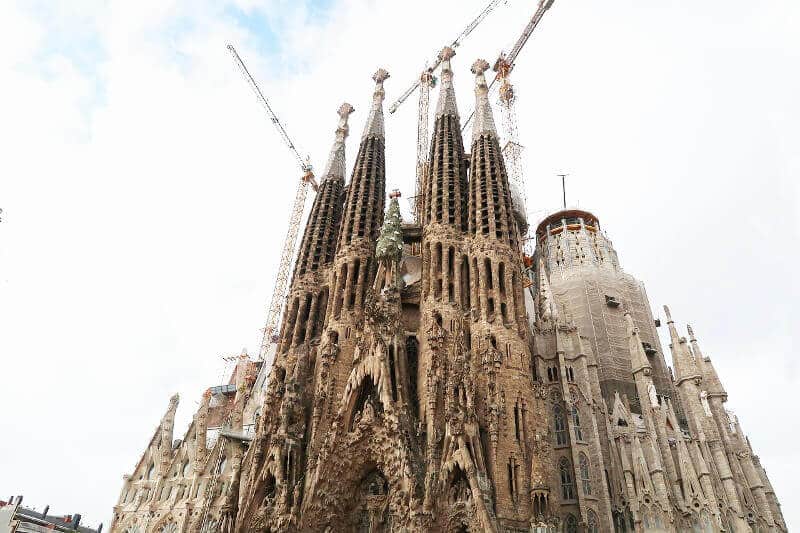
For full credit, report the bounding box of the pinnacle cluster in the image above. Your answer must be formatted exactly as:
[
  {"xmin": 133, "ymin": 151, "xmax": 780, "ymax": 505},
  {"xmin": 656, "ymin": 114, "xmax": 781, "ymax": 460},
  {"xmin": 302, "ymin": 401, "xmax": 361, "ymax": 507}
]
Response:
[{"xmin": 110, "ymin": 53, "xmax": 785, "ymax": 533}]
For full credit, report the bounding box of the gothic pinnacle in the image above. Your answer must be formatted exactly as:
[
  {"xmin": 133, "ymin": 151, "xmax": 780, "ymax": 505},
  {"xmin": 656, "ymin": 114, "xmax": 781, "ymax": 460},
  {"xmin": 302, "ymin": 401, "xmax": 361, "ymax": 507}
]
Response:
[
  {"xmin": 362, "ymin": 68, "xmax": 390, "ymax": 140},
  {"xmin": 435, "ymin": 46, "xmax": 459, "ymax": 118},
  {"xmin": 663, "ymin": 305, "xmax": 701, "ymax": 384},
  {"xmin": 689, "ymin": 323, "xmax": 727, "ymax": 399},
  {"xmin": 625, "ymin": 311, "xmax": 651, "ymax": 375},
  {"xmin": 321, "ymin": 102, "xmax": 354, "ymax": 180},
  {"xmin": 471, "ymin": 58, "xmax": 498, "ymax": 142}
]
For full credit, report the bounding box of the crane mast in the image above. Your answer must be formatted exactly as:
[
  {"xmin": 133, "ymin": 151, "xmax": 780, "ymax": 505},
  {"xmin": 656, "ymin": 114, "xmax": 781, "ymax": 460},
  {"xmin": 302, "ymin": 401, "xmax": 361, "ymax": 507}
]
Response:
[{"xmin": 226, "ymin": 44, "xmax": 317, "ymax": 366}]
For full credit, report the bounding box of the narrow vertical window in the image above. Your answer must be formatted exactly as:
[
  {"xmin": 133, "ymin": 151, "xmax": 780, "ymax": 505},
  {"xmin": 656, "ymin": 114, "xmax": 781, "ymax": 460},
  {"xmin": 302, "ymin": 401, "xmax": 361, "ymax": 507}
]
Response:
[
  {"xmin": 580, "ymin": 453, "xmax": 592, "ymax": 495},
  {"xmin": 572, "ymin": 406, "xmax": 583, "ymax": 441},
  {"xmin": 554, "ymin": 405, "xmax": 568, "ymax": 445},
  {"xmin": 560, "ymin": 458, "xmax": 575, "ymax": 500},
  {"xmin": 587, "ymin": 511, "xmax": 599, "ymax": 533}
]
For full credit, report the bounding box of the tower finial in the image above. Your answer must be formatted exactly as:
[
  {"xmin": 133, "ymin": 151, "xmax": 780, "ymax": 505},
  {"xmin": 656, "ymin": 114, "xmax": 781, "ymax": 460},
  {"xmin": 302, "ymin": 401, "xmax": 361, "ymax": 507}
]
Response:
[
  {"xmin": 663, "ymin": 304, "xmax": 673, "ymax": 323},
  {"xmin": 322, "ymin": 102, "xmax": 354, "ymax": 180},
  {"xmin": 362, "ymin": 69, "xmax": 390, "ymax": 140},
  {"xmin": 435, "ymin": 47, "xmax": 459, "ymax": 118},
  {"xmin": 470, "ymin": 59, "xmax": 497, "ymax": 141}
]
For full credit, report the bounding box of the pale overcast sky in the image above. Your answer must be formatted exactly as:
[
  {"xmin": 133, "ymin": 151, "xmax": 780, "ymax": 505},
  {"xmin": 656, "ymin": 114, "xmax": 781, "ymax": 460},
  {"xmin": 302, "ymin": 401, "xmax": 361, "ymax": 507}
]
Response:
[{"xmin": 0, "ymin": 0, "xmax": 797, "ymax": 529}]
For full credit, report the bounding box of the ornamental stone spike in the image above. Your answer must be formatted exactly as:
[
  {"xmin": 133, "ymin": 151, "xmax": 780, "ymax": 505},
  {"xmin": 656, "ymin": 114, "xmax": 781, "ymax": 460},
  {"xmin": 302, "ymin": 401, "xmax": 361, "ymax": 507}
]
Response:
[
  {"xmin": 689, "ymin": 323, "xmax": 727, "ymax": 398},
  {"xmin": 321, "ymin": 102, "xmax": 354, "ymax": 180},
  {"xmin": 625, "ymin": 310, "xmax": 651, "ymax": 375},
  {"xmin": 664, "ymin": 305, "xmax": 701, "ymax": 384},
  {"xmin": 362, "ymin": 68, "xmax": 390, "ymax": 140},
  {"xmin": 435, "ymin": 46, "xmax": 459, "ymax": 118},
  {"xmin": 470, "ymin": 58, "xmax": 498, "ymax": 142}
]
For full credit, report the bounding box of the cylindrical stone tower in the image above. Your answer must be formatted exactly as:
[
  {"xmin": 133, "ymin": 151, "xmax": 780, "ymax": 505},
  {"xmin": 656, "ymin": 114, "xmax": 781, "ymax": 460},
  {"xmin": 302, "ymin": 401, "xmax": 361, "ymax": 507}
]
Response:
[{"xmin": 534, "ymin": 208, "xmax": 677, "ymax": 412}]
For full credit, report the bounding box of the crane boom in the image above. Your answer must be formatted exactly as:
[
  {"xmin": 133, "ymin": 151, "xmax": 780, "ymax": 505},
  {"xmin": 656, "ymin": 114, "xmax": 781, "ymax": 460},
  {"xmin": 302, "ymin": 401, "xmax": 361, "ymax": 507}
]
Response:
[
  {"xmin": 227, "ymin": 44, "xmax": 311, "ymax": 173},
  {"xmin": 387, "ymin": 0, "xmax": 506, "ymax": 114},
  {"xmin": 227, "ymin": 43, "xmax": 316, "ymax": 364},
  {"xmin": 504, "ymin": 0, "xmax": 553, "ymax": 68},
  {"xmin": 461, "ymin": 0, "xmax": 554, "ymax": 131}
]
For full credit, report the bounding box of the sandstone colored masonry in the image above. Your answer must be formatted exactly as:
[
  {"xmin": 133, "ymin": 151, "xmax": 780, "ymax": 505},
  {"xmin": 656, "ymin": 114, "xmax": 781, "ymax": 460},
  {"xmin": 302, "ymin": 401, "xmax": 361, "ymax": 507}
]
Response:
[{"xmin": 110, "ymin": 49, "xmax": 786, "ymax": 533}]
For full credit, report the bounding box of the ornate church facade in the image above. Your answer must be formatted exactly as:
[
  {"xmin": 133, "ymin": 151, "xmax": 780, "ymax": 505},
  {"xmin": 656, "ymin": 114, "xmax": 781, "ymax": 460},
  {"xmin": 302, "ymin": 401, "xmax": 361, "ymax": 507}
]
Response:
[{"xmin": 110, "ymin": 48, "xmax": 786, "ymax": 533}]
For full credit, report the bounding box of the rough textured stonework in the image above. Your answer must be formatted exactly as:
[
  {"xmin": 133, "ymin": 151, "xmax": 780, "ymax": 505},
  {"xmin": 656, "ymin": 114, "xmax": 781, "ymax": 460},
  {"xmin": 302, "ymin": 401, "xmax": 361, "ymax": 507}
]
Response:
[{"xmin": 112, "ymin": 57, "xmax": 786, "ymax": 533}]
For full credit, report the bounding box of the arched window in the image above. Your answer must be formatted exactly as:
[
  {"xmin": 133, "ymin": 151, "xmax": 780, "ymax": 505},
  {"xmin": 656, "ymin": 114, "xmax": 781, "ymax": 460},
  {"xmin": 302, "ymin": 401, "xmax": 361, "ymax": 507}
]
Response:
[
  {"xmin": 554, "ymin": 405, "xmax": 568, "ymax": 446},
  {"xmin": 579, "ymin": 453, "xmax": 592, "ymax": 495},
  {"xmin": 559, "ymin": 458, "xmax": 575, "ymax": 500},
  {"xmin": 571, "ymin": 405, "xmax": 583, "ymax": 441},
  {"xmin": 587, "ymin": 509, "xmax": 599, "ymax": 533},
  {"xmin": 564, "ymin": 513, "xmax": 578, "ymax": 533},
  {"xmin": 613, "ymin": 510, "xmax": 627, "ymax": 533}
]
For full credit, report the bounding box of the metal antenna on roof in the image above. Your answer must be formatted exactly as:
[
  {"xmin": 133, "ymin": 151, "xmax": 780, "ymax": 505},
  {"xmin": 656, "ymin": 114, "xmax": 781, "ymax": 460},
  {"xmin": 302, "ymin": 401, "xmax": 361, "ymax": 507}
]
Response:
[{"xmin": 557, "ymin": 173, "xmax": 568, "ymax": 208}]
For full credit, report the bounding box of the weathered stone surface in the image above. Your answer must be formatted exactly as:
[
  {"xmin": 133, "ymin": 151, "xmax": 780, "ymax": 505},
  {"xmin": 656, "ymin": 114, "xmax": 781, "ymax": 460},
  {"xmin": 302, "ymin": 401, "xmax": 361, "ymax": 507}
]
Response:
[{"xmin": 111, "ymin": 63, "xmax": 786, "ymax": 533}]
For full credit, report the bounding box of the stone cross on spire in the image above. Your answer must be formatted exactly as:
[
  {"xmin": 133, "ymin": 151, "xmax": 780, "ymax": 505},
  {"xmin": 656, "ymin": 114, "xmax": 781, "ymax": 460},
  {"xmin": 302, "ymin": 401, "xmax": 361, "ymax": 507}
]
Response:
[
  {"xmin": 435, "ymin": 46, "xmax": 459, "ymax": 118},
  {"xmin": 362, "ymin": 68, "xmax": 390, "ymax": 140},
  {"xmin": 322, "ymin": 102, "xmax": 355, "ymax": 180},
  {"xmin": 470, "ymin": 58, "xmax": 498, "ymax": 142}
]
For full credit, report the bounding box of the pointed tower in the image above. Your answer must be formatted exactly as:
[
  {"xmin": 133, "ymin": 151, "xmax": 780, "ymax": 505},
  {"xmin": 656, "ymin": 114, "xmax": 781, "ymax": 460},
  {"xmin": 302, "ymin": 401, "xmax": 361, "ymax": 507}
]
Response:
[
  {"xmin": 664, "ymin": 306, "xmax": 757, "ymax": 529},
  {"xmin": 664, "ymin": 305, "xmax": 701, "ymax": 389},
  {"xmin": 416, "ymin": 47, "xmax": 474, "ymax": 515},
  {"xmin": 304, "ymin": 69, "xmax": 390, "ymax": 478},
  {"xmin": 688, "ymin": 324, "xmax": 726, "ymax": 401},
  {"xmin": 277, "ymin": 103, "xmax": 354, "ymax": 354},
  {"xmin": 421, "ymin": 46, "xmax": 468, "ymax": 230},
  {"xmin": 467, "ymin": 59, "xmax": 527, "ymax": 333},
  {"xmin": 328, "ymin": 69, "xmax": 389, "ymax": 322},
  {"xmin": 461, "ymin": 58, "xmax": 539, "ymax": 526}
]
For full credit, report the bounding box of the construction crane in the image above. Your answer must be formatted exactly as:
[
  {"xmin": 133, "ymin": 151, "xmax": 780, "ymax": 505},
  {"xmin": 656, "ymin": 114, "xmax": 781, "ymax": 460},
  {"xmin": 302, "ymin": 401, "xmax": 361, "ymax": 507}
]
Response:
[
  {"xmin": 386, "ymin": 0, "xmax": 508, "ymax": 219},
  {"xmin": 462, "ymin": 0, "xmax": 554, "ymax": 240},
  {"xmin": 226, "ymin": 43, "xmax": 317, "ymax": 368}
]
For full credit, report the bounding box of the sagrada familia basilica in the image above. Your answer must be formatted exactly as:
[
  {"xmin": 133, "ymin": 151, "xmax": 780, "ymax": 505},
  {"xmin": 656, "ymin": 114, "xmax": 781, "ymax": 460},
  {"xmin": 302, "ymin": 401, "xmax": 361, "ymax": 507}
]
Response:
[{"xmin": 109, "ymin": 47, "xmax": 786, "ymax": 532}]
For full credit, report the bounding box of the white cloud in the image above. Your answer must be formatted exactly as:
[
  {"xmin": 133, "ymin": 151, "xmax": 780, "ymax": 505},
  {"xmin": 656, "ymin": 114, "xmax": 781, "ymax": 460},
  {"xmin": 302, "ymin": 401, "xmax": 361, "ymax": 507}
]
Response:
[{"xmin": 0, "ymin": 0, "xmax": 798, "ymax": 528}]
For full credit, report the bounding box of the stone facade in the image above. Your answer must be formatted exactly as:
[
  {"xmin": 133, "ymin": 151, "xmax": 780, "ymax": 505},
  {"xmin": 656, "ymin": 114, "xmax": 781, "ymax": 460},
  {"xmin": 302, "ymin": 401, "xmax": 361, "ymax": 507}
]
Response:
[
  {"xmin": 109, "ymin": 355, "xmax": 263, "ymax": 533},
  {"xmin": 111, "ymin": 49, "xmax": 786, "ymax": 532}
]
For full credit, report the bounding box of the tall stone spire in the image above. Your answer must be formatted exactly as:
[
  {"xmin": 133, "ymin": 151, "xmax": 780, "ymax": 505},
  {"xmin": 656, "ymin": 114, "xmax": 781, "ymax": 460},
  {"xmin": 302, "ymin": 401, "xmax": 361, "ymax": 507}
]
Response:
[
  {"xmin": 435, "ymin": 46, "xmax": 459, "ymax": 118},
  {"xmin": 338, "ymin": 69, "xmax": 389, "ymax": 250},
  {"xmin": 467, "ymin": 58, "xmax": 518, "ymax": 249},
  {"xmin": 293, "ymin": 103, "xmax": 353, "ymax": 280},
  {"xmin": 321, "ymin": 103, "xmax": 355, "ymax": 180},
  {"xmin": 664, "ymin": 305, "xmax": 700, "ymax": 385},
  {"xmin": 470, "ymin": 59, "xmax": 498, "ymax": 142},
  {"xmin": 422, "ymin": 46, "xmax": 468, "ymax": 230},
  {"xmin": 361, "ymin": 68, "xmax": 389, "ymax": 140}
]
